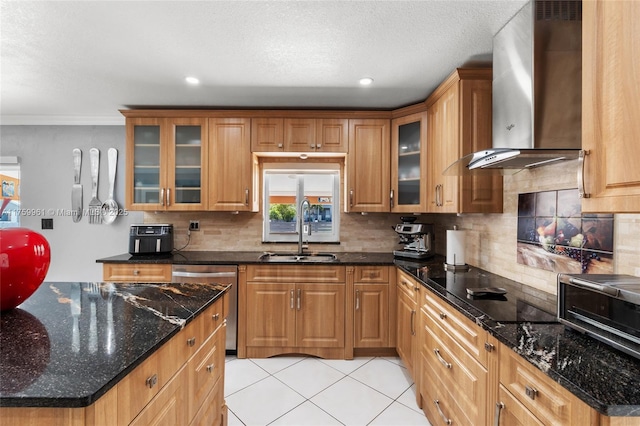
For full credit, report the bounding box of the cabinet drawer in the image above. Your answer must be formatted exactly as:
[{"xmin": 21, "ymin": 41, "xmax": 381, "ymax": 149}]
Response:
[
  {"xmin": 397, "ymin": 269, "xmax": 420, "ymax": 300},
  {"xmin": 129, "ymin": 365, "xmax": 188, "ymax": 426},
  {"xmin": 102, "ymin": 263, "xmax": 172, "ymax": 282},
  {"xmin": 354, "ymin": 265, "xmax": 389, "ymax": 283},
  {"xmin": 419, "ymin": 357, "xmax": 468, "ymax": 426},
  {"xmin": 190, "ymin": 375, "xmax": 223, "ymax": 426},
  {"xmin": 422, "ymin": 291, "xmax": 487, "ymax": 366},
  {"xmin": 420, "ymin": 311, "xmax": 487, "ymax": 425},
  {"xmin": 246, "ymin": 265, "xmax": 345, "ymax": 283},
  {"xmin": 496, "ymin": 384, "xmax": 544, "ymax": 426},
  {"xmin": 188, "ymin": 324, "xmax": 225, "ymax": 421},
  {"xmin": 117, "ymin": 351, "xmax": 163, "ymax": 425},
  {"xmin": 500, "ymin": 344, "xmax": 598, "ymax": 426}
]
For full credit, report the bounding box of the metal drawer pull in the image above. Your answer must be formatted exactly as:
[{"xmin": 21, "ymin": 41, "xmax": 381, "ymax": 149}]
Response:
[
  {"xmin": 160, "ymin": 188, "xmax": 165, "ymax": 206},
  {"xmin": 390, "ymin": 189, "xmax": 394, "ymax": 208},
  {"xmin": 484, "ymin": 342, "xmax": 495, "ymax": 352},
  {"xmin": 434, "ymin": 348, "xmax": 452, "ymax": 369},
  {"xmin": 355, "ymin": 289, "xmax": 360, "ymax": 310},
  {"xmin": 439, "ymin": 312, "xmax": 447, "ymax": 320},
  {"xmin": 212, "ymin": 313, "xmax": 220, "ymax": 321},
  {"xmin": 166, "ymin": 188, "xmax": 171, "ymax": 206},
  {"xmin": 245, "ymin": 188, "xmax": 249, "ymax": 205},
  {"xmin": 410, "ymin": 310, "xmax": 416, "ymax": 336},
  {"xmin": 133, "ymin": 269, "xmax": 140, "ymax": 276},
  {"xmin": 433, "ymin": 399, "xmax": 452, "ymax": 425},
  {"xmin": 578, "ymin": 149, "xmax": 591, "ymax": 198},
  {"xmin": 525, "ymin": 385, "xmax": 538, "ymax": 400},
  {"xmin": 187, "ymin": 337, "xmax": 196, "ymax": 347},
  {"xmin": 146, "ymin": 374, "xmax": 158, "ymax": 389},
  {"xmin": 297, "ymin": 288, "xmax": 301, "ymax": 310},
  {"xmin": 290, "ymin": 290, "xmax": 294, "ymax": 309},
  {"xmin": 494, "ymin": 402, "xmax": 504, "ymax": 426},
  {"xmin": 206, "ymin": 364, "xmax": 214, "ymax": 373}
]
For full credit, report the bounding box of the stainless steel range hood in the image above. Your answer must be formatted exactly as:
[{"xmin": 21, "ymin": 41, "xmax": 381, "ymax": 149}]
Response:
[{"xmin": 446, "ymin": 0, "xmax": 582, "ymax": 175}]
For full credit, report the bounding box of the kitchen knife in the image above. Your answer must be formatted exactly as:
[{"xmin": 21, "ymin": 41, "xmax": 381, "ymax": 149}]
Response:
[{"xmin": 72, "ymin": 148, "xmax": 83, "ymax": 223}]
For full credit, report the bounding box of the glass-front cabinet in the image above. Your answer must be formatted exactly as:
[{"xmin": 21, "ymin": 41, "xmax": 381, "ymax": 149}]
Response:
[
  {"xmin": 391, "ymin": 111, "xmax": 427, "ymax": 212},
  {"xmin": 126, "ymin": 117, "xmax": 208, "ymax": 211}
]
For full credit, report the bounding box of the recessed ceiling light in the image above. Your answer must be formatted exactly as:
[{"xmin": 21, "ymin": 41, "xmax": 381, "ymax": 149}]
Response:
[
  {"xmin": 359, "ymin": 77, "xmax": 374, "ymax": 86},
  {"xmin": 185, "ymin": 76, "xmax": 200, "ymax": 85}
]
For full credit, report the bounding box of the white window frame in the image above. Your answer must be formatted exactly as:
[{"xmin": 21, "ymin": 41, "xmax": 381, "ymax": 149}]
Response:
[{"xmin": 262, "ymin": 163, "xmax": 340, "ymax": 243}]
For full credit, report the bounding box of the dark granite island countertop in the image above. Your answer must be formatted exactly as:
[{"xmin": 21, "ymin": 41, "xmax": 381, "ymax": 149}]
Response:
[{"xmin": 0, "ymin": 281, "xmax": 229, "ymax": 408}]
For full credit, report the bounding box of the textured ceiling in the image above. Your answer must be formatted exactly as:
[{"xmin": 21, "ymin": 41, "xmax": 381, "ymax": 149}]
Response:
[{"xmin": 0, "ymin": 1, "xmax": 527, "ymax": 125}]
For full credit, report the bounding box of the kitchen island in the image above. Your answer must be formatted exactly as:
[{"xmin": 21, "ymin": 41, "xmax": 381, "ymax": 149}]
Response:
[{"xmin": 0, "ymin": 280, "xmax": 230, "ymax": 425}]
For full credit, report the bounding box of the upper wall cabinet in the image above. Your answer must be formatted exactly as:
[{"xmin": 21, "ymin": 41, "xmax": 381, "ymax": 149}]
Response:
[
  {"xmin": 346, "ymin": 119, "xmax": 391, "ymax": 212},
  {"xmin": 391, "ymin": 111, "xmax": 428, "ymax": 213},
  {"xmin": 208, "ymin": 118, "xmax": 258, "ymax": 212},
  {"xmin": 251, "ymin": 118, "xmax": 348, "ymax": 153},
  {"xmin": 425, "ymin": 69, "xmax": 503, "ymax": 214},
  {"xmin": 581, "ymin": 0, "xmax": 640, "ymax": 213},
  {"xmin": 126, "ymin": 117, "xmax": 208, "ymax": 211}
]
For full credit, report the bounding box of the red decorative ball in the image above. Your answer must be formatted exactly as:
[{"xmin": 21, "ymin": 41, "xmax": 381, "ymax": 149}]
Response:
[{"xmin": 0, "ymin": 228, "xmax": 51, "ymax": 311}]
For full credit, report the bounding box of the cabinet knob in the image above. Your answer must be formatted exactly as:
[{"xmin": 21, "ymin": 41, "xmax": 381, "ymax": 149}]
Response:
[
  {"xmin": 525, "ymin": 385, "xmax": 538, "ymax": 400},
  {"xmin": 212, "ymin": 313, "xmax": 220, "ymax": 321},
  {"xmin": 316, "ymin": 144, "xmax": 322, "ymax": 149},
  {"xmin": 484, "ymin": 342, "xmax": 495, "ymax": 352},
  {"xmin": 187, "ymin": 337, "xmax": 196, "ymax": 347},
  {"xmin": 439, "ymin": 312, "xmax": 447, "ymax": 320},
  {"xmin": 206, "ymin": 364, "xmax": 214, "ymax": 373},
  {"xmin": 133, "ymin": 270, "xmax": 140, "ymax": 275},
  {"xmin": 277, "ymin": 143, "xmax": 283, "ymax": 149},
  {"xmin": 145, "ymin": 374, "xmax": 158, "ymax": 389}
]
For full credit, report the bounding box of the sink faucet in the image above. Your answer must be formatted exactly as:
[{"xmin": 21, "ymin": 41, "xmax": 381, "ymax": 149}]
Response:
[{"xmin": 298, "ymin": 198, "xmax": 311, "ymax": 255}]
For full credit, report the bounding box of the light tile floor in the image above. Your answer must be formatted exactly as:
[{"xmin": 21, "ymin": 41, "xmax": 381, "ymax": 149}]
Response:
[{"xmin": 225, "ymin": 356, "xmax": 432, "ymax": 426}]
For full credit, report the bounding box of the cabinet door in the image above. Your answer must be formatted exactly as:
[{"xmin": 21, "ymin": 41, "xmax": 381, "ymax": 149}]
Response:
[
  {"xmin": 391, "ymin": 112, "xmax": 427, "ymax": 212},
  {"xmin": 428, "ymin": 84, "xmax": 460, "ymax": 213},
  {"xmin": 246, "ymin": 283, "xmax": 296, "ymax": 347},
  {"xmin": 582, "ymin": 0, "xmax": 640, "ymax": 213},
  {"xmin": 354, "ymin": 283, "xmax": 389, "ymax": 348},
  {"xmin": 284, "ymin": 118, "xmax": 316, "ymax": 152},
  {"xmin": 166, "ymin": 118, "xmax": 208, "ymax": 211},
  {"xmin": 396, "ymin": 283, "xmax": 417, "ymax": 377},
  {"xmin": 459, "ymin": 79, "xmax": 504, "ymax": 213},
  {"xmin": 297, "ymin": 283, "xmax": 345, "ymax": 348},
  {"xmin": 208, "ymin": 118, "xmax": 254, "ymax": 211},
  {"xmin": 251, "ymin": 118, "xmax": 284, "ymax": 152},
  {"xmin": 346, "ymin": 119, "xmax": 391, "ymax": 212},
  {"xmin": 126, "ymin": 117, "xmax": 166, "ymax": 210},
  {"xmin": 317, "ymin": 118, "xmax": 348, "ymax": 153}
]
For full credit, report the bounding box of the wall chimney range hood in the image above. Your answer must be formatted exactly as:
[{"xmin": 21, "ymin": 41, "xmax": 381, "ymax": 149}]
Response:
[{"xmin": 445, "ymin": 0, "xmax": 582, "ymax": 175}]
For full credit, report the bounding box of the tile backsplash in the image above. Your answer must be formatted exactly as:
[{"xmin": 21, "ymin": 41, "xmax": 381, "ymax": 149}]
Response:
[{"xmin": 145, "ymin": 159, "xmax": 640, "ymax": 295}]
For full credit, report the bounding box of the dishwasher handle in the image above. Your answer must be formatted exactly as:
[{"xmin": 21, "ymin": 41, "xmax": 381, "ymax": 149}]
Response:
[{"xmin": 171, "ymin": 271, "xmax": 237, "ymax": 279}]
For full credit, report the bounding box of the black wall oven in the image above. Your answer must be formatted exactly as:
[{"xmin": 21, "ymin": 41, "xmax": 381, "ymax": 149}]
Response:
[{"xmin": 558, "ymin": 274, "xmax": 640, "ymax": 360}]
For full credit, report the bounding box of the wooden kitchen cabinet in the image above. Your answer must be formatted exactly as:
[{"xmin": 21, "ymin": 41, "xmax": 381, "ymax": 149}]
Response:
[
  {"xmin": 251, "ymin": 117, "xmax": 348, "ymax": 153},
  {"xmin": 396, "ymin": 269, "xmax": 420, "ymax": 378},
  {"xmin": 125, "ymin": 117, "xmax": 209, "ymax": 211},
  {"xmin": 346, "ymin": 119, "xmax": 391, "ymax": 212},
  {"xmin": 102, "ymin": 263, "xmax": 172, "ymax": 283},
  {"xmin": 581, "ymin": 0, "xmax": 640, "ymax": 213},
  {"xmin": 425, "ymin": 68, "xmax": 503, "ymax": 214},
  {"xmin": 417, "ymin": 284, "xmax": 499, "ymax": 426},
  {"xmin": 391, "ymin": 111, "xmax": 428, "ymax": 212},
  {"xmin": 208, "ymin": 117, "xmax": 258, "ymax": 211},
  {"xmin": 497, "ymin": 342, "xmax": 599, "ymax": 426},
  {"xmin": 353, "ymin": 266, "xmax": 394, "ymax": 348},
  {"xmin": 243, "ymin": 265, "xmax": 346, "ymax": 359}
]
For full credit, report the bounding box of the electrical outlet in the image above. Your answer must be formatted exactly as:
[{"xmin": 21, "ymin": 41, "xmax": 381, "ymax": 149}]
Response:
[
  {"xmin": 41, "ymin": 218, "xmax": 53, "ymax": 230},
  {"xmin": 189, "ymin": 220, "xmax": 200, "ymax": 231}
]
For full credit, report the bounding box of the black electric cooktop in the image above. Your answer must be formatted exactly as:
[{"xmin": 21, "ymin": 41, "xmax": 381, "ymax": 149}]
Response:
[{"xmin": 396, "ymin": 258, "xmax": 558, "ymax": 324}]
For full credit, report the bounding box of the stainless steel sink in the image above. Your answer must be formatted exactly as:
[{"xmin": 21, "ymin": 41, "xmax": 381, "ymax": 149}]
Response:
[{"xmin": 258, "ymin": 252, "xmax": 338, "ymax": 263}]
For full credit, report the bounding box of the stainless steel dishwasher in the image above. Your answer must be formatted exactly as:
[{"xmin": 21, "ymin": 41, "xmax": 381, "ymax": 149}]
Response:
[{"xmin": 171, "ymin": 264, "xmax": 237, "ymax": 354}]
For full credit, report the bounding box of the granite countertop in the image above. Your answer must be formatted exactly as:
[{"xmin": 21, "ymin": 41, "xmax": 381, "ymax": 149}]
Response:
[
  {"xmin": 97, "ymin": 250, "xmax": 396, "ymax": 265},
  {"xmin": 395, "ymin": 257, "xmax": 640, "ymax": 418},
  {"xmin": 0, "ymin": 281, "xmax": 229, "ymax": 408},
  {"xmin": 94, "ymin": 250, "xmax": 640, "ymax": 416}
]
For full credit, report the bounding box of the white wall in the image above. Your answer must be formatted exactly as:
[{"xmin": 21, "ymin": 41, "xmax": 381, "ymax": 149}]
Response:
[{"xmin": 0, "ymin": 126, "xmax": 143, "ymax": 281}]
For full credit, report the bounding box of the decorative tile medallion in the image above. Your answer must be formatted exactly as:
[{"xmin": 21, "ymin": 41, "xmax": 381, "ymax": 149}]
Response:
[{"xmin": 517, "ymin": 189, "xmax": 614, "ymax": 274}]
